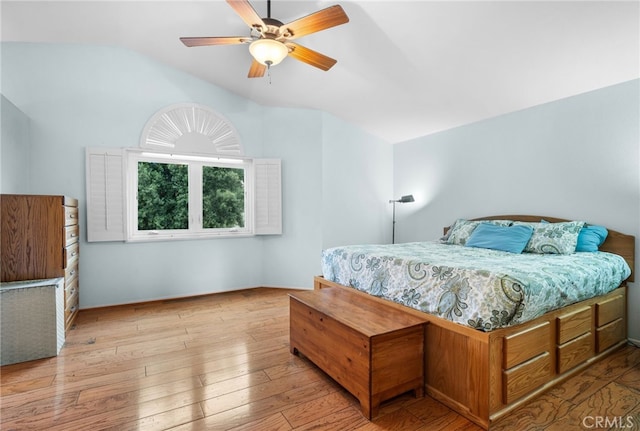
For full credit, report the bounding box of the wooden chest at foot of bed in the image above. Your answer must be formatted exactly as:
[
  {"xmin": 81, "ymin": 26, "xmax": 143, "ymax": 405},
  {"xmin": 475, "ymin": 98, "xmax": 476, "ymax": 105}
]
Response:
[{"xmin": 289, "ymin": 288, "xmax": 426, "ymax": 419}]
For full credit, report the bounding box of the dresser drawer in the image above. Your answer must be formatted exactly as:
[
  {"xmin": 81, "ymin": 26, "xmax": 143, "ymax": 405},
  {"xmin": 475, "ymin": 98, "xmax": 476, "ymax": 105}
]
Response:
[
  {"xmin": 65, "ymin": 224, "xmax": 79, "ymax": 247},
  {"xmin": 503, "ymin": 352, "xmax": 552, "ymax": 404},
  {"xmin": 66, "ymin": 280, "xmax": 79, "ymax": 310},
  {"xmin": 557, "ymin": 307, "xmax": 591, "ymax": 344},
  {"xmin": 596, "ymin": 318, "xmax": 625, "ymax": 353},
  {"xmin": 64, "ymin": 276, "xmax": 79, "ymax": 331},
  {"xmin": 65, "ymin": 302, "xmax": 79, "ymax": 329},
  {"xmin": 596, "ymin": 295, "xmax": 624, "ymax": 327},
  {"xmin": 64, "ymin": 242, "xmax": 79, "ymax": 268},
  {"xmin": 557, "ymin": 332, "xmax": 592, "ymax": 373},
  {"xmin": 504, "ymin": 322, "xmax": 550, "ymax": 369},
  {"xmin": 64, "ymin": 205, "xmax": 78, "ymax": 226},
  {"xmin": 65, "ymin": 260, "xmax": 79, "ymax": 285},
  {"xmin": 65, "ymin": 277, "xmax": 79, "ymax": 301}
]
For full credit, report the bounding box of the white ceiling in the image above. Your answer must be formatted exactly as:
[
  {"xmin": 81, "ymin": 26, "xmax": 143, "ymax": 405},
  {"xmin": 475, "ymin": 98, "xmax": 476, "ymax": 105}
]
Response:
[{"xmin": 2, "ymin": 1, "xmax": 639, "ymax": 143}]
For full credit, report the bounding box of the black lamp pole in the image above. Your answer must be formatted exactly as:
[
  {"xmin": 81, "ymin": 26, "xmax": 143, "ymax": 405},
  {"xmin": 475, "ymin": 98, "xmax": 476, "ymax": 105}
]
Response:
[{"xmin": 389, "ymin": 194, "xmax": 414, "ymax": 244}]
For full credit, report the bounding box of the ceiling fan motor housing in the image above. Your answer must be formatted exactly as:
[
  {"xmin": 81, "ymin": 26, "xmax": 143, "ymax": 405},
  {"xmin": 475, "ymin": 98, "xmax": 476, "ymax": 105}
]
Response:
[{"xmin": 260, "ymin": 17, "xmax": 287, "ymax": 39}]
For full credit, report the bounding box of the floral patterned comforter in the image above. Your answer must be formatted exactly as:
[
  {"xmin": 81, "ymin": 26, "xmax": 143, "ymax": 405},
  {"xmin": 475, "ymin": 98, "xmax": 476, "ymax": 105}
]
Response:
[{"xmin": 321, "ymin": 242, "xmax": 631, "ymax": 331}]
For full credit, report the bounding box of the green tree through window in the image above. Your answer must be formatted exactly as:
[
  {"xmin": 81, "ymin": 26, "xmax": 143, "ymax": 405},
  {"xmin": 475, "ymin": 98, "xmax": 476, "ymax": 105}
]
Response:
[
  {"xmin": 202, "ymin": 166, "xmax": 245, "ymax": 228},
  {"xmin": 137, "ymin": 161, "xmax": 246, "ymax": 232},
  {"xmin": 137, "ymin": 162, "xmax": 188, "ymax": 230}
]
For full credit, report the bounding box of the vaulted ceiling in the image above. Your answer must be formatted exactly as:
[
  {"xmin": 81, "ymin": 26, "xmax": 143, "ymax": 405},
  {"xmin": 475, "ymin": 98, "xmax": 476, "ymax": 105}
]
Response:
[{"xmin": 2, "ymin": 1, "xmax": 638, "ymax": 143}]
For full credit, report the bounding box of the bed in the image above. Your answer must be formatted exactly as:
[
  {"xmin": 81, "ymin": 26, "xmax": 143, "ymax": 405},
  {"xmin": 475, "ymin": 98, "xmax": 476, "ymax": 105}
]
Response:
[{"xmin": 315, "ymin": 215, "xmax": 635, "ymax": 429}]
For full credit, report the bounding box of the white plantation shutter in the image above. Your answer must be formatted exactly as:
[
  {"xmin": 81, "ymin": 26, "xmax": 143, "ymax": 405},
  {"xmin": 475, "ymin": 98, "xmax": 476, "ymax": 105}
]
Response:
[
  {"xmin": 254, "ymin": 159, "xmax": 282, "ymax": 235},
  {"xmin": 86, "ymin": 148, "xmax": 126, "ymax": 242}
]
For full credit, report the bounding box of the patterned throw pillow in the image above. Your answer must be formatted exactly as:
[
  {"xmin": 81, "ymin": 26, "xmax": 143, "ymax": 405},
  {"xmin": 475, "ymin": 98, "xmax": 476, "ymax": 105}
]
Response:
[
  {"xmin": 443, "ymin": 219, "xmax": 513, "ymax": 246},
  {"xmin": 514, "ymin": 221, "xmax": 585, "ymax": 254}
]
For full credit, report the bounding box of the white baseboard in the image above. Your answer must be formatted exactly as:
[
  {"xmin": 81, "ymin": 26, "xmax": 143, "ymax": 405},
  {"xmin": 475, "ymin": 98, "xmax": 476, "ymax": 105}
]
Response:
[{"xmin": 628, "ymin": 337, "xmax": 640, "ymax": 348}]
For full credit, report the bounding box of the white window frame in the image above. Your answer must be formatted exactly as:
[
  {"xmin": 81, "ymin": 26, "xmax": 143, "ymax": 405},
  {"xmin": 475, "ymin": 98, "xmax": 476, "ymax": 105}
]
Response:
[
  {"xmin": 85, "ymin": 147, "xmax": 281, "ymax": 243},
  {"xmin": 126, "ymin": 150, "xmax": 255, "ymax": 242}
]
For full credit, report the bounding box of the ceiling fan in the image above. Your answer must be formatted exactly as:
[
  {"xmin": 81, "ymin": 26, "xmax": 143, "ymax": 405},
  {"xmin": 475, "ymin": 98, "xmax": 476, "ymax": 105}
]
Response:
[{"xmin": 180, "ymin": 0, "xmax": 349, "ymax": 78}]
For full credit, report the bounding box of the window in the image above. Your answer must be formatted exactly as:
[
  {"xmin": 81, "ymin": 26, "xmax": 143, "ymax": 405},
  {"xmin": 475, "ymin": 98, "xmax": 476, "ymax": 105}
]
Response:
[
  {"xmin": 86, "ymin": 103, "xmax": 281, "ymax": 243},
  {"xmin": 137, "ymin": 161, "xmax": 189, "ymax": 231},
  {"xmin": 201, "ymin": 165, "xmax": 245, "ymax": 229},
  {"xmin": 128, "ymin": 152, "xmax": 253, "ymax": 241},
  {"xmin": 85, "ymin": 148, "xmax": 281, "ymax": 242}
]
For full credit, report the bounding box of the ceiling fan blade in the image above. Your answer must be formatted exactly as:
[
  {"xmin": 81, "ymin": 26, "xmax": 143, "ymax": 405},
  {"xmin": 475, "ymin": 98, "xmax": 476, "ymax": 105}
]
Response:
[
  {"xmin": 286, "ymin": 42, "xmax": 337, "ymax": 71},
  {"xmin": 226, "ymin": 0, "xmax": 265, "ymax": 30},
  {"xmin": 281, "ymin": 5, "xmax": 349, "ymax": 40},
  {"xmin": 248, "ymin": 59, "xmax": 267, "ymax": 78},
  {"xmin": 180, "ymin": 37, "xmax": 250, "ymax": 47}
]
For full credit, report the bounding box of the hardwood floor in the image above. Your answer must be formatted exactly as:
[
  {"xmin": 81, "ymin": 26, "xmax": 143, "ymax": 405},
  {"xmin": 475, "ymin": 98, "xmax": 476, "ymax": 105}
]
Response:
[{"xmin": 1, "ymin": 288, "xmax": 638, "ymax": 431}]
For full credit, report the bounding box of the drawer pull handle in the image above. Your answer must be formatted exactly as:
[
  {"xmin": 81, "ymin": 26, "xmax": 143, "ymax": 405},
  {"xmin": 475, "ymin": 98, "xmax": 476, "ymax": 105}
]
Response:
[
  {"xmin": 70, "ymin": 214, "xmax": 75, "ymax": 218},
  {"xmin": 70, "ymin": 233, "xmax": 76, "ymax": 237},
  {"xmin": 70, "ymin": 270, "xmax": 76, "ymax": 276},
  {"xmin": 70, "ymin": 305, "xmax": 78, "ymax": 312},
  {"xmin": 72, "ymin": 251, "xmax": 77, "ymax": 257}
]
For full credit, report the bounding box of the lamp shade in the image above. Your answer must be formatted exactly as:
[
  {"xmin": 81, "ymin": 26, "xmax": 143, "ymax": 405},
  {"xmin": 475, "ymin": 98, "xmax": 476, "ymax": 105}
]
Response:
[
  {"xmin": 388, "ymin": 194, "xmax": 415, "ymax": 204},
  {"xmin": 249, "ymin": 39, "xmax": 289, "ymax": 66}
]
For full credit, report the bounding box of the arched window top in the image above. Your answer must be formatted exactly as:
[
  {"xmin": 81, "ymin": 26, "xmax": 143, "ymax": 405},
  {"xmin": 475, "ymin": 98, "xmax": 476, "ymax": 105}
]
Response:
[{"xmin": 140, "ymin": 103, "xmax": 243, "ymax": 156}]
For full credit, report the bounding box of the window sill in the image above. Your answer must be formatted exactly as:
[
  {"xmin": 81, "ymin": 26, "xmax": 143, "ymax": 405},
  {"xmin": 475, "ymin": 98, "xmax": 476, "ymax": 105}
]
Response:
[{"xmin": 126, "ymin": 231, "xmax": 254, "ymax": 243}]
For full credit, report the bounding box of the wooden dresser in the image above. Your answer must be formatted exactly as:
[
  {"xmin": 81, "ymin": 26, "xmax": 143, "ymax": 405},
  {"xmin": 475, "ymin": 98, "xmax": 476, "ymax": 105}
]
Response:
[{"xmin": 1, "ymin": 194, "xmax": 80, "ymax": 333}]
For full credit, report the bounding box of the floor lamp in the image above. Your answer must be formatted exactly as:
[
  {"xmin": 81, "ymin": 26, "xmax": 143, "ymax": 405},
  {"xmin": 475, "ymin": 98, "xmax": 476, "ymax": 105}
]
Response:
[{"xmin": 389, "ymin": 194, "xmax": 414, "ymax": 244}]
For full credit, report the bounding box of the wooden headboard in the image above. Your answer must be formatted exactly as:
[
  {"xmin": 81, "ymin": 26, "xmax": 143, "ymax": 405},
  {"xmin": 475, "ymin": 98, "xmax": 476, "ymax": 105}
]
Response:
[{"xmin": 443, "ymin": 215, "xmax": 635, "ymax": 283}]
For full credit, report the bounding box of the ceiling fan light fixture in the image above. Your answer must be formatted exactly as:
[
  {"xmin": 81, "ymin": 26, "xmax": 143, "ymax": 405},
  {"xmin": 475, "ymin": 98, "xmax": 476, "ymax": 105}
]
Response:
[{"xmin": 249, "ymin": 38, "xmax": 288, "ymax": 66}]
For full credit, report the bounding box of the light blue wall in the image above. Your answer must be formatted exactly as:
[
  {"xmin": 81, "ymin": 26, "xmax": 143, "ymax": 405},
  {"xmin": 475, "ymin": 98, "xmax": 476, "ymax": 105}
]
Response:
[
  {"xmin": 1, "ymin": 95, "xmax": 31, "ymax": 192},
  {"xmin": 1, "ymin": 42, "xmax": 393, "ymax": 307},
  {"xmin": 321, "ymin": 112, "xmax": 393, "ymax": 248},
  {"xmin": 393, "ymin": 79, "xmax": 640, "ymax": 340},
  {"xmin": 261, "ymin": 107, "xmax": 324, "ymax": 287},
  {"xmin": 259, "ymin": 109, "xmax": 393, "ymax": 286}
]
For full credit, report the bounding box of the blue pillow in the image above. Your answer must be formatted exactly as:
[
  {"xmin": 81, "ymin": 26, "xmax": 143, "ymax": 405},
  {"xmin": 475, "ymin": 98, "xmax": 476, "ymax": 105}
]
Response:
[
  {"xmin": 576, "ymin": 225, "xmax": 608, "ymax": 252},
  {"xmin": 465, "ymin": 223, "xmax": 534, "ymax": 254}
]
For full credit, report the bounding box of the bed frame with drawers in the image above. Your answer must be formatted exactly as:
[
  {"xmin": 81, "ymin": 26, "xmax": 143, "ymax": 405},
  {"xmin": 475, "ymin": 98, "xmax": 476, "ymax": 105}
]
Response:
[{"xmin": 313, "ymin": 215, "xmax": 635, "ymax": 429}]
